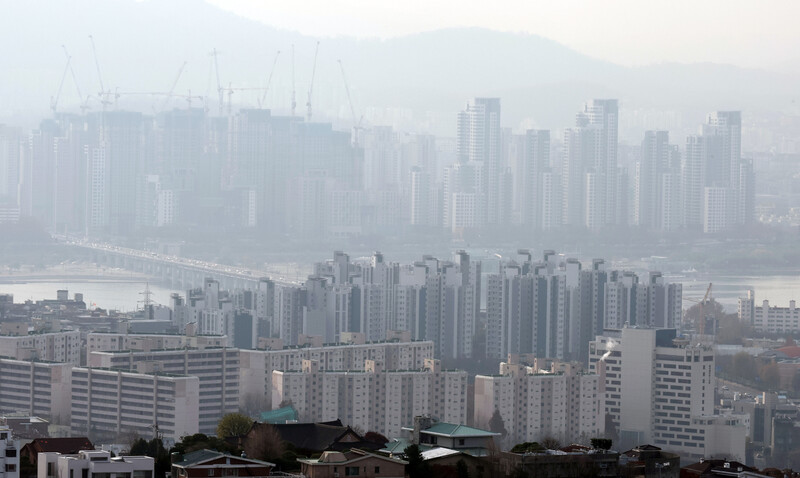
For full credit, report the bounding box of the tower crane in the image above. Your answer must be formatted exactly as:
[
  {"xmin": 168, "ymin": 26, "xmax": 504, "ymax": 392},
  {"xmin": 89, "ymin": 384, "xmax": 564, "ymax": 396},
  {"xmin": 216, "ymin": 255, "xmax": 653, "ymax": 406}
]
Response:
[
  {"xmin": 258, "ymin": 50, "xmax": 281, "ymax": 109},
  {"xmin": 50, "ymin": 51, "xmax": 72, "ymax": 116},
  {"xmin": 337, "ymin": 59, "xmax": 364, "ymax": 146},
  {"xmin": 159, "ymin": 61, "xmax": 188, "ymax": 113},
  {"xmin": 211, "ymin": 49, "xmax": 223, "ymax": 116},
  {"xmin": 89, "ymin": 35, "xmax": 113, "ymax": 108},
  {"xmin": 685, "ymin": 282, "xmax": 714, "ymax": 336},
  {"xmin": 291, "ymin": 44, "xmax": 296, "ymax": 117},
  {"xmin": 62, "ymin": 45, "xmax": 90, "ymax": 115},
  {"xmin": 306, "ymin": 41, "xmax": 320, "ymax": 121}
]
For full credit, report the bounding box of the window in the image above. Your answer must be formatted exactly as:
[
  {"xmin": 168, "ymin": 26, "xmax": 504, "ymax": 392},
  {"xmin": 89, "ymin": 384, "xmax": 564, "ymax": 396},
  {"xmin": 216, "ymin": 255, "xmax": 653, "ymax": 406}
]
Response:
[
  {"xmin": 458, "ymin": 439, "xmax": 465, "ymax": 446},
  {"xmin": 5, "ymin": 448, "xmax": 15, "ymax": 457},
  {"xmin": 374, "ymin": 466, "xmax": 380, "ymax": 474},
  {"xmin": 5, "ymin": 465, "xmax": 15, "ymax": 473},
  {"xmin": 208, "ymin": 470, "xmax": 214, "ymax": 476},
  {"xmin": 345, "ymin": 466, "xmax": 359, "ymax": 476}
]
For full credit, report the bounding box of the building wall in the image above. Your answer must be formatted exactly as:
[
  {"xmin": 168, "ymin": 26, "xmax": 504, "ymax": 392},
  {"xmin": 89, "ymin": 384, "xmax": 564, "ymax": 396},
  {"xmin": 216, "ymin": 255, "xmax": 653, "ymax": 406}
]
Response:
[
  {"xmin": 87, "ymin": 348, "xmax": 237, "ymax": 435},
  {"xmin": 70, "ymin": 367, "xmax": 199, "ymax": 443}
]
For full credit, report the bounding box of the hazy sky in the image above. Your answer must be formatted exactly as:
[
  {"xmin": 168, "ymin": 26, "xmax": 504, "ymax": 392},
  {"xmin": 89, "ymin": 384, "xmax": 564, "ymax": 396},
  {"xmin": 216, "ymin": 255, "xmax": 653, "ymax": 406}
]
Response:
[{"xmin": 206, "ymin": 0, "xmax": 800, "ymax": 70}]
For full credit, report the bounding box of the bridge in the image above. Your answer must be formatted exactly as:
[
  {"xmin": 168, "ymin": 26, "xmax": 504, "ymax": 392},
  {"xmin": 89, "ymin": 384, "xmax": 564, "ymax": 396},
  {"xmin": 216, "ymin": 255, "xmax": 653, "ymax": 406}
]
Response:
[{"xmin": 55, "ymin": 236, "xmax": 301, "ymax": 291}]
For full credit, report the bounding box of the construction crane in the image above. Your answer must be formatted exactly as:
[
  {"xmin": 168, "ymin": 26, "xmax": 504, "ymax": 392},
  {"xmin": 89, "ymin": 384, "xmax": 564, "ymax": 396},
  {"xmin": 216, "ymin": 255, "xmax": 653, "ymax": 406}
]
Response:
[
  {"xmin": 211, "ymin": 48, "xmax": 223, "ymax": 116},
  {"xmin": 685, "ymin": 282, "xmax": 713, "ymax": 336},
  {"xmin": 50, "ymin": 51, "xmax": 72, "ymax": 116},
  {"xmin": 62, "ymin": 45, "xmax": 90, "ymax": 114},
  {"xmin": 291, "ymin": 44, "xmax": 296, "ymax": 116},
  {"xmin": 159, "ymin": 61, "xmax": 188, "ymax": 113},
  {"xmin": 337, "ymin": 59, "xmax": 364, "ymax": 146},
  {"xmin": 221, "ymin": 84, "xmax": 276, "ymax": 115},
  {"xmin": 113, "ymin": 91, "xmax": 205, "ymax": 112},
  {"xmin": 89, "ymin": 35, "xmax": 113, "ymax": 108},
  {"xmin": 306, "ymin": 41, "xmax": 320, "ymax": 121},
  {"xmin": 258, "ymin": 50, "xmax": 281, "ymax": 109}
]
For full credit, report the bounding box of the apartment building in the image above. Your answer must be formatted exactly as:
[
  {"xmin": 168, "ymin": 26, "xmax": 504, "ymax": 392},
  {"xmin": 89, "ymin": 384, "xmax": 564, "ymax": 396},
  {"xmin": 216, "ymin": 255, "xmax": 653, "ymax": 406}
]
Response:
[
  {"xmin": 0, "ymin": 330, "xmax": 81, "ymax": 365},
  {"xmin": 86, "ymin": 330, "xmax": 228, "ymax": 357},
  {"xmin": 738, "ymin": 291, "xmax": 800, "ymax": 334},
  {"xmin": 589, "ymin": 327, "xmax": 746, "ymax": 461},
  {"xmin": 272, "ymin": 358, "xmax": 466, "ymax": 438},
  {"xmin": 239, "ymin": 337, "xmax": 434, "ymax": 411},
  {"xmin": 0, "ymin": 426, "xmax": 20, "ymax": 478},
  {"xmin": 474, "ymin": 356, "xmax": 601, "ymax": 447},
  {"xmin": 70, "ymin": 367, "xmax": 199, "ymax": 443},
  {"xmin": 0, "ymin": 359, "xmax": 72, "ymax": 425},
  {"xmin": 87, "ymin": 348, "xmax": 238, "ymax": 434}
]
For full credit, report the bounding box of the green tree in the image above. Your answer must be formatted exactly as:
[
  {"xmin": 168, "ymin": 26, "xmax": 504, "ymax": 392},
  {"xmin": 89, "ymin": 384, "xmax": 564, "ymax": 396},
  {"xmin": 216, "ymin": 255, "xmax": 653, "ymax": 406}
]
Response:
[
  {"xmin": 171, "ymin": 434, "xmax": 237, "ymax": 455},
  {"xmin": 216, "ymin": 413, "xmax": 254, "ymax": 438},
  {"xmin": 404, "ymin": 444, "xmax": 430, "ymax": 478},
  {"xmin": 510, "ymin": 442, "xmax": 545, "ymax": 454}
]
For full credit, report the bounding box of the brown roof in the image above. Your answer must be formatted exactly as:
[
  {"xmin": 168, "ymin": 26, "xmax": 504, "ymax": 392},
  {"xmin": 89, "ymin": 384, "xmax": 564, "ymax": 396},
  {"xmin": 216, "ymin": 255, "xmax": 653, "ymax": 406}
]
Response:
[{"xmin": 23, "ymin": 437, "xmax": 94, "ymax": 454}]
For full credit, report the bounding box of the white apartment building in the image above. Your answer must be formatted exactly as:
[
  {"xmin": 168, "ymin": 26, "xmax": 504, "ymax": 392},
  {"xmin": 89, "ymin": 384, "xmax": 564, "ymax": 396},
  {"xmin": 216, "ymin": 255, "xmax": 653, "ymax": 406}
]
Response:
[
  {"xmin": 87, "ymin": 348, "xmax": 239, "ymax": 435},
  {"xmin": 70, "ymin": 368, "xmax": 199, "ymax": 443},
  {"xmin": 474, "ymin": 357, "xmax": 601, "ymax": 448},
  {"xmin": 0, "ymin": 359, "xmax": 72, "ymax": 425},
  {"xmin": 0, "ymin": 330, "xmax": 81, "ymax": 365},
  {"xmin": 0, "ymin": 426, "xmax": 20, "ymax": 478},
  {"xmin": 239, "ymin": 338, "xmax": 434, "ymax": 411},
  {"xmin": 86, "ymin": 331, "xmax": 228, "ymax": 357},
  {"xmin": 589, "ymin": 327, "xmax": 746, "ymax": 461},
  {"xmin": 272, "ymin": 358, "xmax": 466, "ymax": 438},
  {"xmin": 38, "ymin": 450, "xmax": 153, "ymax": 478},
  {"xmin": 738, "ymin": 291, "xmax": 800, "ymax": 334}
]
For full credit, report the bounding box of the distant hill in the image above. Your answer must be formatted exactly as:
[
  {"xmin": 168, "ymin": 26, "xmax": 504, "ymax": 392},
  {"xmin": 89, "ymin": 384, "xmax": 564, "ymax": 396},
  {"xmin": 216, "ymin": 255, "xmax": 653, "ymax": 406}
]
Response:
[{"xmin": 1, "ymin": 0, "xmax": 796, "ymax": 135}]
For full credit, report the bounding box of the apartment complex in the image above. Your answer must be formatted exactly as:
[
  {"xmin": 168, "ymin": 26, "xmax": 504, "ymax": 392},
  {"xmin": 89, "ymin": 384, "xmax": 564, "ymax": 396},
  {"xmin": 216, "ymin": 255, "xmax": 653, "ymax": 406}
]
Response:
[
  {"xmin": 239, "ymin": 335, "xmax": 434, "ymax": 411},
  {"xmin": 272, "ymin": 358, "xmax": 467, "ymax": 438},
  {"xmin": 589, "ymin": 328, "xmax": 746, "ymax": 461},
  {"xmin": 474, "ymin": 356, "xmax": 601, "ymax": 447},
  {"xmin": 738, "ymin": 290, "xmax": 800, "ymax": 334},
  {"xmin": 87, "ymin": 347, "xmax": 239, "ymax": 434},
  {"xmin": 486, "ymin": 250, "xmax": 681, "ymax": 363},
  {"xmin": 70, "ymin": 367, "xmax": 199, "ymax": 443}
]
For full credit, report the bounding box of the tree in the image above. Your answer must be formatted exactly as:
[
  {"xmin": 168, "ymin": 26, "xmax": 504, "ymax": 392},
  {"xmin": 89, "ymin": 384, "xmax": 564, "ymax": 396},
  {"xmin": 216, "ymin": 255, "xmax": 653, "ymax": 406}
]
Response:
[
  {"xmin": 590, "ymin": 438, "xmax": 612, "ymax": 450},
  {"xmin": 760, "ymin": 363, "xmax": 781, "ymax": 390},
  {"xmin": 731, "ymin": 352, "xmax": 758, "ymax": 382},
  {"xmin": 404, "ymin": 444, "xmax": 430, "ymax": 478},
  {"xmin": 488, "ymin": 409, "xmax": 507, "ymax": 439},
  {"xmin": 171, "ymin": 434, "xmax": 237, "ymax": 456},
  {"xmin": 216, "ymin": 413, "xmax": 254, "ymax": 438},
  {"xmin": 128, "ymin": 438, "xmax": 170, "ymax": 478},
  {"xmin": 540, "ymin": 437, "xmax": 561, "ymax": 450},
  {"xmin": 510, "ymin": 442, "xmax": 545, "ymax": 454},
  {"xmin": 242, "ymin": 423, "xmax": 285, "ymax": 462}
]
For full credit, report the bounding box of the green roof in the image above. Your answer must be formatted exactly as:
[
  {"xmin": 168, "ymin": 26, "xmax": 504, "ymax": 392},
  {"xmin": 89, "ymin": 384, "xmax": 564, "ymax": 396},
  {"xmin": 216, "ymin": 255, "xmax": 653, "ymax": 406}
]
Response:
[
  {"xmin": 260, "ymin": 406, "xmax": 298, "ymax": 424},
  {"xmin": 408, "ymin": 422, "xmax": 499, "ymax": 438}
]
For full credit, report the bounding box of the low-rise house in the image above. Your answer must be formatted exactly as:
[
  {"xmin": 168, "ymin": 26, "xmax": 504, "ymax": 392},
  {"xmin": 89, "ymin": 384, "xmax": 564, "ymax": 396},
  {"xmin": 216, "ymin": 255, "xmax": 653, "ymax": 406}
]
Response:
[
  {"xmin": 20, "ymin": 438, "xmax": 93, "ymax": 470},
  {"xmin": 37, "ymin": 450, "xmax": 152, "ymax": 478},
  {"xmin": 298, "ymin": 450, "xmax": 406, "ymax": 478},
  {"xmin": 619, "ymin": 444, "xmax": 680, "ymax": 478},
  {"xmin": 170, "ymin": 450, "xmax": 273, "ymax": 478}
]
